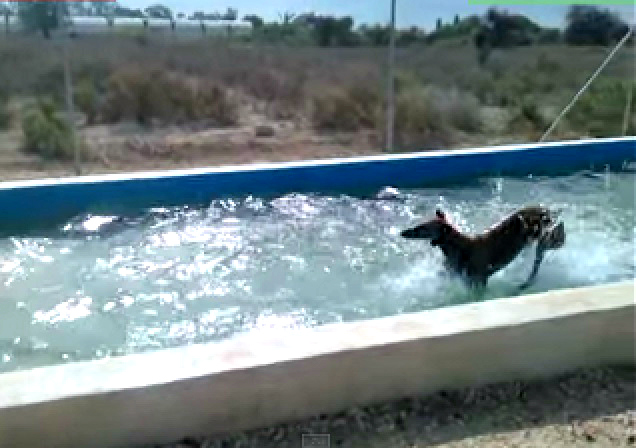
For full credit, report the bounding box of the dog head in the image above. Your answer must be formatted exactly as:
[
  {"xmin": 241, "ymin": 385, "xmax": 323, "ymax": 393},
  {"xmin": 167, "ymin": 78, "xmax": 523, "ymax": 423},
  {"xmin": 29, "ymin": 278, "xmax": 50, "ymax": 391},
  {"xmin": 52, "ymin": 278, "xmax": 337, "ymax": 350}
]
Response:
[
  {"xmin": 400, "ymin": 209, "xmax": 456, "ymax": 246},
  {"xmin": 538, "ymin": 220, "xmax": 565, "ymax": 250},
  {"xmin": 518, "ymin": 206, "xmax": 562, "ymax": 239}
]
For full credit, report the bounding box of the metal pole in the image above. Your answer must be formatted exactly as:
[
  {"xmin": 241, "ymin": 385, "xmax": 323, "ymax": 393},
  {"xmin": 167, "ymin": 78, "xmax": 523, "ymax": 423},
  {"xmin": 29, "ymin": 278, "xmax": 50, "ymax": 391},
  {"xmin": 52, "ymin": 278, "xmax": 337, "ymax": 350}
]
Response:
[
  {"xmin": 622, "ymin": 81, "xmax": 633, "ymax": 136},
  {"xmin": 622, "ymin": 41, "xmax": 634, "ymax": 136},
  {"xmin": 539, "ymin": 26, "xmax": 634, "ymax": 143},
  {"xmin": 61, "ymin": 6, "xmax": 80, "ymax": 175},
  {"xmin": 386, "ymin": 0, "xmax": 396, "ymax": 152}
]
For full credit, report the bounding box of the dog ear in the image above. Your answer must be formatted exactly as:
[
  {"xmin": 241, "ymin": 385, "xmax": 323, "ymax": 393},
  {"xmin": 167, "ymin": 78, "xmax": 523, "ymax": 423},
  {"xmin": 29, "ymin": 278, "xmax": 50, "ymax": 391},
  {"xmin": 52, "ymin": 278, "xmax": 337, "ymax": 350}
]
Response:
[
  {"xmin": 435, "ymin": 209, "xmax": 446, "ymax": 221},
  {"xmin": 517, "ymin": 214, "xmax": 528, "ymax": 231}
]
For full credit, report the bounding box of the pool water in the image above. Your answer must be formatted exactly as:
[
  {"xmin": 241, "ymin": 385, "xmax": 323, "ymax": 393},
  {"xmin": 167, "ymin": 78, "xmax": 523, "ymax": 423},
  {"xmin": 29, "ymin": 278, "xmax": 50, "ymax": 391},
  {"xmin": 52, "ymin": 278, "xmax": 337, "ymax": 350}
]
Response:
[{"xmin": 0, "ymin": 170, "xmax": 634, "ymax": 373}]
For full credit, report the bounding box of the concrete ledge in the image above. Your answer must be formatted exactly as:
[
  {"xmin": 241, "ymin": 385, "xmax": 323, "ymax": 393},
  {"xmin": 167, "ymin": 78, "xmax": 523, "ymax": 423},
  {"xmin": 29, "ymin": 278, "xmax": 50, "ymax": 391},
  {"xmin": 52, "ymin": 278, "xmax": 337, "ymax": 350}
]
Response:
[{"xmin": 0, "ymin": 280, "xmax": 633, "ymax": 448}]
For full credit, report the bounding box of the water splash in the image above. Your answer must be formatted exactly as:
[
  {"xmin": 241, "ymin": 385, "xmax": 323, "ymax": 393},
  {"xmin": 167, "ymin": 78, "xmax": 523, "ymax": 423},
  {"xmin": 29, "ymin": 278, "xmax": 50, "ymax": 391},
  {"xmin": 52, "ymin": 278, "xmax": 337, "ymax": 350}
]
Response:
[{"xmin": 0, "ymin": 170, "xmax": 634, "ymax": 372}]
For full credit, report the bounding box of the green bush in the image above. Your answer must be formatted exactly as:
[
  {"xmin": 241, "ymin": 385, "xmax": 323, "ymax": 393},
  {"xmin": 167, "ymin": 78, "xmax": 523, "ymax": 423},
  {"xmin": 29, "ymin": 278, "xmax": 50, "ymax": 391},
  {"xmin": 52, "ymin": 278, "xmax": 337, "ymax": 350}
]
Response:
[
  {"xmin": 21, "ymin": 98, "xmax": 76, "ymax": 159},
  {"xmin": 568, "ymin": 79, "xmax": 636, "ymax": 137},
  {"xmin": 101, "ymin": 68, "xmax": 239, "ymax": 127}
]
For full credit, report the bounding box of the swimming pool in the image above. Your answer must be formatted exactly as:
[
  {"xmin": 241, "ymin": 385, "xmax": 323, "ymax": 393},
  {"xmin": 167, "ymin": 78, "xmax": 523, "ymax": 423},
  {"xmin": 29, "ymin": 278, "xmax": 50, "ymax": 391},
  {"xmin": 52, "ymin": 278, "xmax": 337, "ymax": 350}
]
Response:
[{"xmin": 0, "ymin": 167, "xmax": 633, "ymax": 373}]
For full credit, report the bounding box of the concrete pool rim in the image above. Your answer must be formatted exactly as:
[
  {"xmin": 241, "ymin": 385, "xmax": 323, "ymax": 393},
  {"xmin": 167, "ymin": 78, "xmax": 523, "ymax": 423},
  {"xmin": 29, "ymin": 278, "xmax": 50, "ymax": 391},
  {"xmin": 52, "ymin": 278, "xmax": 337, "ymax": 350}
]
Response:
[
  {"xmin": 0, "ymin": 136, "xmax": 634, "ymax": 232},
  {"xmin": 0, "ymin": 280, "xmax": 633, "ymax": 448},
  {"xmin": 0, "ymin": 137, "xmax": 634, "ymax": 446}
]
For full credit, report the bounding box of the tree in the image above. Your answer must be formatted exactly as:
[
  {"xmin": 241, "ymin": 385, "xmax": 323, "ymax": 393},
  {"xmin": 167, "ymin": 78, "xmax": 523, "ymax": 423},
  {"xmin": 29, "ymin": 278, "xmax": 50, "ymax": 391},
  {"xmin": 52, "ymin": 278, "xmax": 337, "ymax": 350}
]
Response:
[
  {"xmin": 144, "ymin": 4, "xmax": 172, "ymax": 20},
  {"xmin": 243, "ymin": 14, "xmax": 264, "ymax": 29},
  {"xmin": 475, "ymin": 8, "xmax": 540, "ymax": 50},
  {"xmin": 16, "ymin": 2, "xmax": 69, "ymax": 39},
  {"xmin": 311, "ymin": 15, "xmax": 356, "ymax": 47},
  {"xmin": 454, "ymin": 14, "xmax": 460, "ymax": 26},
  {"xmin": 396, "ymin": 26, "xmax": 424, "ymax": 46},
  {"xmin": 436, "ymin": 18, "xmax": 441, "ymax": 30},
  {"xmin": 279, "ymin": 11, "xmax": 295, "ymax": 25},
  {"xmin": 221, "ymin": 7, "xmax": 237, "ymax": 21},
  {"xmin": 565, "ymin": 5, "xmax": 629, "ymax": 46},
  {"xmin": 360, "ymin": 24, "xmax": 390, "ymax": 46}
]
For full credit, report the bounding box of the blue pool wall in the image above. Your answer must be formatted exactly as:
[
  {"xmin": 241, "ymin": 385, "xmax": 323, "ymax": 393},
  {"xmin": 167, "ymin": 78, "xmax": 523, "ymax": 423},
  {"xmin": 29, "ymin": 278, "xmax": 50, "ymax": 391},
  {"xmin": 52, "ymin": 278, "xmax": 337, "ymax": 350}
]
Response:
[{"xmin": 0, "ymin": 137, "xmax": 634, "ymax": 231}]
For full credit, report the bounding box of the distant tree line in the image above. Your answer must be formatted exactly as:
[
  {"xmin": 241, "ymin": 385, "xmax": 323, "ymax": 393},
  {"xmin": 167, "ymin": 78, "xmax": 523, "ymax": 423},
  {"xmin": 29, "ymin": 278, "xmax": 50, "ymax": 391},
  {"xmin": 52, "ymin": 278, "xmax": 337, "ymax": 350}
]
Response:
[{"xmin": 1, "ymin": 1, "xmax": 632, "ymax": 50}]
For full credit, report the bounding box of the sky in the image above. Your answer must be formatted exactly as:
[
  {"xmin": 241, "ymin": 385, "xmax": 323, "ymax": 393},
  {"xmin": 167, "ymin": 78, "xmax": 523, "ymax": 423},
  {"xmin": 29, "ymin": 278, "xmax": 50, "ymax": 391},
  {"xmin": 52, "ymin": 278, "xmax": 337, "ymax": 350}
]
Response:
[{"xmin": 119, "ymin": 0, "xmax": 635, "ymax": 30}]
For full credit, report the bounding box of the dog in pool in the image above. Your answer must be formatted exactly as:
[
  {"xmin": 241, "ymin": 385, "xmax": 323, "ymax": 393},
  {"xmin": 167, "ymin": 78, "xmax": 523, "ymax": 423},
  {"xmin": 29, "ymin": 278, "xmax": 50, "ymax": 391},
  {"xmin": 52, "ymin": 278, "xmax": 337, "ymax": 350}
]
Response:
[{"xmin": 400, "ymin": 206, "xmax": 565, "ymax": 289}]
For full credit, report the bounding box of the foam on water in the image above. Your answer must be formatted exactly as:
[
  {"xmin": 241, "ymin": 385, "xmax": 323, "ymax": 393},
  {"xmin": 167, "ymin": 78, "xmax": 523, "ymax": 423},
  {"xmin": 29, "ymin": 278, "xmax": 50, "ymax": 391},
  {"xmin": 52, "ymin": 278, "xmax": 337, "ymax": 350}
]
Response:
[{"xmin": 0, "ymin": 170, "xmax": 634, "ymax": 372}]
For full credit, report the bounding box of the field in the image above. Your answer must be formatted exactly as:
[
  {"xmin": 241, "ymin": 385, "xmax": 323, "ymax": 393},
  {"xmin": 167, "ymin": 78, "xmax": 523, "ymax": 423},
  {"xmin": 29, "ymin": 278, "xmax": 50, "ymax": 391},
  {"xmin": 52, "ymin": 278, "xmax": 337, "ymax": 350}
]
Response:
[{"xmin": 0, "ymin": 32, "xmax": 634, "ymax": 180}]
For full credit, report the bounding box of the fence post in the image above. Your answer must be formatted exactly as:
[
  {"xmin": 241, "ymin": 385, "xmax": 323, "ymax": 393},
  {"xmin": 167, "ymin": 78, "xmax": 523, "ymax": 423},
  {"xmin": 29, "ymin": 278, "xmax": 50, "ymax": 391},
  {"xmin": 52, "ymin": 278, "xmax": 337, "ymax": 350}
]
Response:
[
  {"xmin": 386, "ymin": 0, "xmax": 396, "ymax": 152},
  {"xmin": 61, "ymin": 7, "xmax": 80, "ymax": 176}
]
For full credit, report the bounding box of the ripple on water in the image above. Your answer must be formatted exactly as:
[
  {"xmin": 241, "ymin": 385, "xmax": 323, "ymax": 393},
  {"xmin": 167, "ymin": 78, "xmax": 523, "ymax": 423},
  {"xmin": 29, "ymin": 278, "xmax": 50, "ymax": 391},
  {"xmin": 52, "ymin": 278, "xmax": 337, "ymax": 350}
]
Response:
[{"xmin": 0, "ymin": 170, "xmax": 634, "ymax": 372}]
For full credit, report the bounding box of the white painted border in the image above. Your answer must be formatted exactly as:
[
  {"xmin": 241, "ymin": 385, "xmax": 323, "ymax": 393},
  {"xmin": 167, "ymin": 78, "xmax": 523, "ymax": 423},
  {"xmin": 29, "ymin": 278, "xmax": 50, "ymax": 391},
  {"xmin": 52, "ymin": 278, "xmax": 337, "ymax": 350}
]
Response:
[
  {"xmin": 0, "ymin": 280, "xmax": 633, "ymax": 448},
  {"xmin": 1, "ymin": 136, "xmax": 633, "ymax": 190}
]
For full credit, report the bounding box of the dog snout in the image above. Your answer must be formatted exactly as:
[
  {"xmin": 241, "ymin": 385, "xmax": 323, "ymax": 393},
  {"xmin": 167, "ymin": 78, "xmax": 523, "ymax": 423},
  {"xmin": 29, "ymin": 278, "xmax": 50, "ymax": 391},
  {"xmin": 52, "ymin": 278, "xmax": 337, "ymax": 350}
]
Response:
[
  {"xmin": 400, "ymin": 228, "xmax": 418, "ymax": 238},
  {"xmin": 400, "ymin": 225, "xmax": 432, "ymax": 239}
]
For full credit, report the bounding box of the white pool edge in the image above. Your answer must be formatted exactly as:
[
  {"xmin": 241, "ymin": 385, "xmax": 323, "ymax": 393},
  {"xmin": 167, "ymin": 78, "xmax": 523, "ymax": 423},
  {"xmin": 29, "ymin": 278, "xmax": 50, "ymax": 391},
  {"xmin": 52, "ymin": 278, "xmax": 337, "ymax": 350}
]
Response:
[{"xmin": 0, "ymin": 280, "xmax": 634, "ymax": 448}]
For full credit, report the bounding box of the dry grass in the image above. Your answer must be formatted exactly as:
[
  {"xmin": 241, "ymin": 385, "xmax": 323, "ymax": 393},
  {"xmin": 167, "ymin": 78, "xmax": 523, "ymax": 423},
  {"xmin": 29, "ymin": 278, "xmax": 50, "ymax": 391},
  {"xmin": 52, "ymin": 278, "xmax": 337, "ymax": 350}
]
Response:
[
  {"xmin": 311, "ymin": 84, "xmax": 380, "ymax": 132},
  {"xmin": 0, "ymin": 88, "xmax": 9, "ymax": 130},
  {"xmin": 101, "ymin": 67, "xmax": 239, "ymax": 127},
  {"xmin": 0, "ymin": 33, "xmax": 633, "ymax": 170}
]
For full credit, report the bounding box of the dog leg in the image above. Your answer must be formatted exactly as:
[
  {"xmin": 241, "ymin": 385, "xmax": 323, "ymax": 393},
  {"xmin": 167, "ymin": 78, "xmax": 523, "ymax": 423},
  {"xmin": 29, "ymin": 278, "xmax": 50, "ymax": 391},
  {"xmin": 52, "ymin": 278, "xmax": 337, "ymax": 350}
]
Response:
[
  {"xmin": 518, "ymin": 222, "xmax": 565, "ymax": 291},
  {"xmin": 518, "ymin": 245, "xmax": 545, "ymax": 291}
]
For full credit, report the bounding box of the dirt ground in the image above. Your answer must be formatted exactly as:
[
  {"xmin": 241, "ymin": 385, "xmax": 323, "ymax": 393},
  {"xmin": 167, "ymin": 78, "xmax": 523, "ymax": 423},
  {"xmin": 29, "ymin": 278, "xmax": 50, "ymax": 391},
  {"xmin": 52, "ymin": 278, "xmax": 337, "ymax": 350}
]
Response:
[
  {"xmin": 0, "ymin": 115, "xmax": 535, "ymax": 183},
  {"xmin": 151, "ymin": 365, "xmax": 636, "ymax": 448},
  {"xmin": 0, "ymin": 118, "xmax": 385, "ymax": 182}
]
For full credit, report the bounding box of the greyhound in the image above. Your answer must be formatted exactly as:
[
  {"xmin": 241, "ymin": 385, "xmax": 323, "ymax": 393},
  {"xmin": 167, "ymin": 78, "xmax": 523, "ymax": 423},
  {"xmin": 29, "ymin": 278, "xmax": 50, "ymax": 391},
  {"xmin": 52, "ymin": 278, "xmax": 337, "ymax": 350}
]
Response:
[{"xmin": 400, "ymin": 206, "xmax": 565, "ymax": 289}]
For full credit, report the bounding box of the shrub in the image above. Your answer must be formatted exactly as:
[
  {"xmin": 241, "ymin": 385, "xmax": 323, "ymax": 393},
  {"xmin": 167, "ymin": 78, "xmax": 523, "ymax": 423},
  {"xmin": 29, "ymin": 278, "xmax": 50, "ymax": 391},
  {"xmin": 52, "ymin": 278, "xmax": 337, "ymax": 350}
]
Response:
[
  {"xmin": 389, "ymin": 86, "xmax": 448, "ymax": 150},
  {"xmin": 537, "ymin": 28, "xmax": 561, "ymax": 44},
  {"xmin": 21, "ymin": 98, "xmax": 76, "ymax": 159},
  {"xmin": 311, "ymin": 84, "xmax": 380, "ymax": 131},
  {"xmin": 428, "ymin": 87, "xmax": 482, "ymax": 132},
  {"xmin": 393, "ymin": 70, "xmax": 421, "ymax": 95},
  {"xmin": 74, "ymin": 77, "xmax": 99, "ymax": 125},
  {"xmin": 536, "ymin": 53, "xmax": 561, "ymax": 74},
  {"xmin": 379, "ymin": 84, "xmax": 482, "ymax": 150},
  {"xmin": 395, "ymin": 85, "xmax": 481, "ymax": 134},
  {"xmin": 101, "ymin": 67, "xmax": 239, "ymax": 127},
  {"xmin": 239, "ymin": 68, "xmax": 305, "ymax": 102},
  {"xmin": 520, "ymin": 97, "xmax": 547, "ymax": 130},
  {"xmin": 235, "ymin": 68, "xmax": 306, "ymax": 120},
  {"xmin": 0, "ymin": 89, "xmax": 9, "ymax": 129},
  {"xmin": 568, "ymin": 79, "xmax": 636, "ymax": 137},
  {"xmin": 33, "ymin": 66, "xmax": 65, "ymax": 103},
  {"xmin": 394, "ymin": 86, "xmax": 441, "ymax": 133}
]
